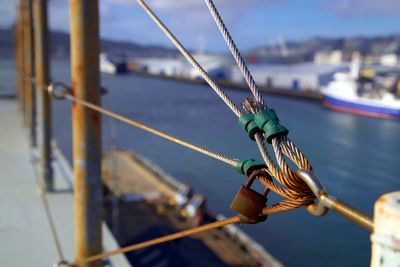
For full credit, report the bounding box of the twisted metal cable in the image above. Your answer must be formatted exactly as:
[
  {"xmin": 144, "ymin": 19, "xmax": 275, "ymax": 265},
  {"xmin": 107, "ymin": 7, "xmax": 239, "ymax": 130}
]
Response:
[
  {"xmin": 242, "ymin": 98, "xmax": 297, "ymax": 189},
  {"xmin": 272, "ymin": 138, "xmax": 307, "ymax": 190},
  {"xmin": 282, "ymin": 136, "xmax": 313, "ymax": 171},
  {"xmin": 203, "ymin": 0, "xmax": 318, "ymax": 201},
  {"xmin": 135, "ymin": 0, "xmax": 242, "ymax": 117},
  {"xmin": 241, "ymin": 170, "xmax": 315, "ymax": 217},
  {"xmin": 61, "ymin": 93, "xmax": 239, "ymax": 167},
  {"xmin": 204, "ymin": 0, "xmax": 265, "ymax": 110},
  {"xmin": 27, "ymin": 75, "xmax": 240, "ymax": 168},
  {"xmin": 241, "ymin": 97, "xmax": 310, "ymax": 192}
]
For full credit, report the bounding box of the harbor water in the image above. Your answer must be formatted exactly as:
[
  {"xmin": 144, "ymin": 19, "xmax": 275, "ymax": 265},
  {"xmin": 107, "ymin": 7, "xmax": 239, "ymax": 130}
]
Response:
[{"xmin": 2, "ymin": 58, "xmax": 400, "ymax": 267}]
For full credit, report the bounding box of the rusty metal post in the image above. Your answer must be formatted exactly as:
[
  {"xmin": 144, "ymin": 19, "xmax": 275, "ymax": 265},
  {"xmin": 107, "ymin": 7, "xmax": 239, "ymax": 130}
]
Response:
[
  {"xmin": 19, "ymin": 1, "xmax": 28, "ymax": 123},
  {"xmin": 33, "ymin": 0, "xmax": 53, "ymax": 190},
  {"xmin": 18, "ymin": 4, "xmax": 25, "ymax": 111},
  {"xmin": 370, "ymin": 192, "xmax": 400, "ymax": 267},
  {"xmin": 23, "ymin": 0, "xmax": 37, "ymax": 146},
  {"xmin": 15, "ymin": 3, "xmax": 23, "ymax": 108},
  {"xmin": 70, "ymin": 0, "xmax": 103, "ymax": 266}
]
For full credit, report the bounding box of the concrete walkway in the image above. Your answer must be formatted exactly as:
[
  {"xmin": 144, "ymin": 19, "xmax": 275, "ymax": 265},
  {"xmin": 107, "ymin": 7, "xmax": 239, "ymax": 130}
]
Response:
[{"xmin": 0, "ymin": 99, "xmax": 130, "ymax": 267}]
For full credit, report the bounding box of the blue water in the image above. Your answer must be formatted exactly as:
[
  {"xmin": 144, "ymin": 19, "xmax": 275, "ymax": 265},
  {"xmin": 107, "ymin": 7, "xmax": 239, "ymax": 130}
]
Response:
[{"xmin": 2, "ymin": 59, "xmax": 400, "ymax": 267}]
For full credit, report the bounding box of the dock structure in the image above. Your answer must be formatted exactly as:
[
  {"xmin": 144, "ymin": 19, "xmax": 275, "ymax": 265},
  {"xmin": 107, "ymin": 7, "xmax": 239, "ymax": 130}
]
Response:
[{"xmin": 102, "ymin": 151, "xmax": 283, "ymax": 267}]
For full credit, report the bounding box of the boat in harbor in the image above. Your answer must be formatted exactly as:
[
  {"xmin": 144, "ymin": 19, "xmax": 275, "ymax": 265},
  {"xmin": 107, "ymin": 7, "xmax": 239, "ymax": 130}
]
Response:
[
  {"xmin": 100, "ymin": 53, "xmax": 128, "ymax": 75},
  {"xmin": 321, "ymin": 59, "xmax": 400, "ymax": 119},
  {"xmin": 102, "ymin": 150, "xmax": 282, "ymax": 267}
]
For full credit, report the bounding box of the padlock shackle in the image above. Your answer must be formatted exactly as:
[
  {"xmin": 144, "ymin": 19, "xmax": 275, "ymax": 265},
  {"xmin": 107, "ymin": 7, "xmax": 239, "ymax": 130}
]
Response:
[{"xmin": 244, "ymin": 175, "xmax": 256, "ymax": 188}]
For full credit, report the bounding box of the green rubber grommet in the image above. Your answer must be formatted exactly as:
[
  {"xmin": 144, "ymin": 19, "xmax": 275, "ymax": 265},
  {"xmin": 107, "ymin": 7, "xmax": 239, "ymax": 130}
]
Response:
[
  {"xmin": 238, "ymin": 112, "xmax": 260, "ymax": 141},
  {"xmin": 254, "ymin": 109, "xmax": 289, "ymax": 143},
  {"xmin": 236, "ymin": 159, "xmax": 266, "ymax": 175}
]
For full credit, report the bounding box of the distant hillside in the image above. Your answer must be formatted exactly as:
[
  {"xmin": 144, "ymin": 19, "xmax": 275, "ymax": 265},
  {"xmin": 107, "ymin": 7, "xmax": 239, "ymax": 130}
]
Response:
[
  {"xmin": 249, "ymin": 34, "xmax": 400, "ymax": 62},
  {"xmin": 0, "ymin": 27, "xmax": 178, "ymax": 58},
  {"xmin": 2, "ymin": 25, "xmax": 400, "ymax": 61}
]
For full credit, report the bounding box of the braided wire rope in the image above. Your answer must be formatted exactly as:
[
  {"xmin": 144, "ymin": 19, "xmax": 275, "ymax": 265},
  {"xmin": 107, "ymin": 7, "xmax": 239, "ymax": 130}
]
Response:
[
  {"xmin": 136, "ymin": 0, "xmax": 243, "ymax": 117},
  {"xmin": 204, "ymin": 0, "xmax": 265, "ymax": 110}
]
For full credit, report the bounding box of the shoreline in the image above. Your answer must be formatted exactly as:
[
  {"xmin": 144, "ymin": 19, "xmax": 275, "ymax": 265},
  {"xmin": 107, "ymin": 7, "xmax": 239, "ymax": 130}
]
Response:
[{"xmin": 128, "ymin": 70, "xmax": 323, "ymax": 102}]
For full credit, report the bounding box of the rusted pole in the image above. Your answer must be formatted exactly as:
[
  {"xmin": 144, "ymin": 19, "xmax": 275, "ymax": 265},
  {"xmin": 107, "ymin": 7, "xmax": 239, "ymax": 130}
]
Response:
[
  {"xmin": 70, "ymin": 0, "xmax": 103, "ymax": 266},
  {"xmin": 20, "ymin": 1, "xmax": 28, "ymax": 124},
  {"xmin": 33, "ymin": 0, "xmax": 53, "ymax": 190},
  {"xmin": 370, "ymin": 192, "xmax": 400, "ymax": 267},
  {"xmin": 23, "ymin": 0, "xmax": 36, "ymax": 146},
  {"xmin": 15, "ymin": 3, "xmax": 23, "ymax": 108}
]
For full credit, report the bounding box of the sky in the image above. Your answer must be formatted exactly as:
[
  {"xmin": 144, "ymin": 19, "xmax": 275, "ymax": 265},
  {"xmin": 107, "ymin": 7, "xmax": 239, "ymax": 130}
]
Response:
[{"xmin": 1, "ymin": 0, "xmax": 400, "ymax": 52}]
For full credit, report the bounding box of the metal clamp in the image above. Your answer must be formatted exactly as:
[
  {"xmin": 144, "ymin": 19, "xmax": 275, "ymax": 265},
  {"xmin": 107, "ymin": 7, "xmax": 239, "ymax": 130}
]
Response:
[
  {"xmin": 296, "ymin": 169, "xmax": 329, "ymax": 217},
  {"xmin": 47, "ymin": 82, "xmax": 71, "ymax": 100},
  {"xmin": 296, "ymin": 169, "xmax": 374, "ymax": 231}
]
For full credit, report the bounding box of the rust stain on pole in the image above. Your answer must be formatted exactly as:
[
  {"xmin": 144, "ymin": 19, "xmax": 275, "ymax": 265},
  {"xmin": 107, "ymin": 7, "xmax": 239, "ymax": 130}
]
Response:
[
  {"xmin": 23, "ymin": 0, "xmax": 36, "ymax": 146},
  {"xmin": 33, "ymin": 0, "xmax": 53, "ymax": 190},
  {"xmin": 70, "ymin": 0, "xmax": 103, "ymax": 266}
]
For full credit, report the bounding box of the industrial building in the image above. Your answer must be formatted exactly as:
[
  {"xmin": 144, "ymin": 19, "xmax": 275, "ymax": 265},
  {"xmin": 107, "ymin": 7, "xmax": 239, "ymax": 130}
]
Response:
[
  {"xmin": 230, "ymin": 63, "xmax": 348, "ymax": 90},
  {"xmin": 130, "ymin": 53, "xmax": 233, "ymax": 80}
]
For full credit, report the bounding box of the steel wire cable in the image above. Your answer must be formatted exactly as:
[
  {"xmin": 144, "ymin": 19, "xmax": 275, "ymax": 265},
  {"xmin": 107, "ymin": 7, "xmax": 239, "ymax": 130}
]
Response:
[
  {"xmin": 204, "ymin": 0, "xmax": 265, "ymax": 109},
  {"xmin": 202, "ymin": 0, "xmax": 316, "ymax": 192},
  {"xmin": 135, "ymin": 0, "xmax": 243, "ymax": 117},
  {"xmin": 18, "ymin": 72, "xmax": 239, "ymax": 167},
  {"xmin": 62, "ymin": 94, "xmax": 239, "ymax": 167}
]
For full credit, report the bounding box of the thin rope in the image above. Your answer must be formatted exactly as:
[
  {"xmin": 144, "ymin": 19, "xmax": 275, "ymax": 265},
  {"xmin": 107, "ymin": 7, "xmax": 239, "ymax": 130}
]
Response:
[
  {"xmin": 135, "ymin": 0, "xmax": 242, "ymax": 117},
  {"xmin": 204, "ymin": 0, "xmax": 265, "ymax": 110},
  {"xmin": 30, "ymin": 154, "xmax": 66, "ymax": 262},
  {"xmin": 63, "ymin": 94, "xmax": 238, "ymax": 167},
  {"xmin": 77, "ymin": 216, "xmax": 240, "ymax": 265}
]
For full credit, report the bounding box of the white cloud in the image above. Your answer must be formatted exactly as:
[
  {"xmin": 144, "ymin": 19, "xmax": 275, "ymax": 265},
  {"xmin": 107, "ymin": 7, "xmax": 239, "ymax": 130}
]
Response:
[
  {"xmin": 320, "ymin": 0, "xmax": 400, "ymax": 16},
  {"xmin": 0, "ymin": 0, "xmax": 282, "ymax": 50}
]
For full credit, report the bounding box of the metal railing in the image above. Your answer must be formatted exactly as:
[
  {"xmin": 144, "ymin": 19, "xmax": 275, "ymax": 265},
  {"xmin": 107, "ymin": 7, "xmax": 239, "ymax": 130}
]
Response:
[{"xmin": 13, "ymin": 1, "xmax": 399, "ymax": 267}]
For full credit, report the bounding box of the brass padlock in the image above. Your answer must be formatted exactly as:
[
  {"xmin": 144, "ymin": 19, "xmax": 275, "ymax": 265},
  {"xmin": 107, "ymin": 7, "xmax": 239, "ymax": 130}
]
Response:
[{"xmin": 230, "ymin": 175, "xmax": 268, "ymax": 221}]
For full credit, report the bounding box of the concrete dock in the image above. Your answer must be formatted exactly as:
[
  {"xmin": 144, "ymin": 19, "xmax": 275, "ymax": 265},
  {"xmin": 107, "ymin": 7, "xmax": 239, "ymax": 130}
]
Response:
[
  {"xmin": 102, "ymin": 150, "xmax": 283, "ymax": 267},
  {"xmin": 0, "ymin": 98, "xmax": 129, "ymax": 267}
]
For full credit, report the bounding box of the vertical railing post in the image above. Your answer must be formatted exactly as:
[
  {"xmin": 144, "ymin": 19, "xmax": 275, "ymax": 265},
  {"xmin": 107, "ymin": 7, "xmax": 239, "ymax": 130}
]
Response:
[
  {"xmin": 15, "ymin": 2, "xmax": 23, "ymax": 108},
  {"xmin": 20, "ymin": 1, "xmax": 28, "ymax": 125},
  {"xmin": 22, "ymin": 0, "xmax": 36, "ymax": 146},
  {"xmin": 370, "ymin": 192, "xmax": 400, "ymax": 267},
  {"xmin": 70, "ymin": 0, "xmax": 103, "ymax": 266},
  {"xmin": 33, "ymin": 0, "xmax": 53, "ymax": 191}
]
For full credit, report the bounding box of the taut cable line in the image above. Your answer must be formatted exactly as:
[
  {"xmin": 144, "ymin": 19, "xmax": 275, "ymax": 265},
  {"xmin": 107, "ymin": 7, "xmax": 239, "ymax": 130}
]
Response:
[
  {"xmin": 21, "ymin": 73, "xmax": 240, "ymax": 168},
  {"xmin": 64, "ymin": 94, "xmax": 239, "ymax": 167},
  {"xmin": 76, "ymin": 216, "xmax": 240, "ymax": 266},
  {"xmin": 135, "ymin": 0, "xmax": 243, "ymax": 118},
  {"xmin": 204, "ymin": 0, "xmax": 265, "ymax": 110}
]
